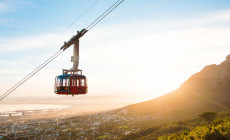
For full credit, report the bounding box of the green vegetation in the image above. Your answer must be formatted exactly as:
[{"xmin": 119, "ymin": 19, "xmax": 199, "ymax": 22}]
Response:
[
  {"xmin": 158, "ymin": 117, "xmax": 230, "ymax": 140},
  {"xmin": 119, "ymin": 123, "xmax": 191, "ymax": 140},
  {"xmin": 199, "ymin": 112, "xmax": 217, "ymax": 124},
  {"xmin": 120, "ymin": 110, "xmax": 230, "ymax": 140},
  {"xmin": 97, "ymin": 135, "xmax": 110, "ymax": 139}
]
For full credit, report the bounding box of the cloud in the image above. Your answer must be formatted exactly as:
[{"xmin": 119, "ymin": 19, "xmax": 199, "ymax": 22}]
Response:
[
  {"xmin": 0, "ymin": 2, "xmax": 8, "ymax": 13},
  {"xmin": 204, "ymin": 9, "xmax": 230, "ymax": 24},
  {"xmin": 0, "ymin": 0, "xmax": 28, "ymax": 13},
  {"xmin": 2, "ymin": 8, "xmax": 230, "ymax": 54},
  {"xmin": 0, "ymin": 0, "xmax": 31, "ymax": 26},
  {"xmin": 1, "ymin": 8, "xmax": 230, "ymax": 99},
  {"xmin": 0, "ymin": 1, "xmax": 31, "ymax": 25},
  {"xmin": 0, "ymin": 33, "xmax": 59, "ymax": 54}
]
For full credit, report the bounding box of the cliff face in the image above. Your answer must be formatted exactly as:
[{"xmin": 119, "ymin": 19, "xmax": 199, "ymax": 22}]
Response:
[{"xmin": 123, "ymin": 55, "xmax": 230, "ymax": 120}]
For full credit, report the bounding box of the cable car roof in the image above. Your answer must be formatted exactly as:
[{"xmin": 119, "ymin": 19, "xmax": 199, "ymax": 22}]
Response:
[
  {"xmin": 58, "ymin": 74, "xmax": 71, "ymax": 79},
  {"xmin": 57, "ymin": 74, "xmax": 87, "ymax": 79}
]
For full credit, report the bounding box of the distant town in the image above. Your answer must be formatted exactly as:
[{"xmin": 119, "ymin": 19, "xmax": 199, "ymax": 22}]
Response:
[{"xmin": 0, "ymin": 108, "xmax": 162, "ymax": 139}]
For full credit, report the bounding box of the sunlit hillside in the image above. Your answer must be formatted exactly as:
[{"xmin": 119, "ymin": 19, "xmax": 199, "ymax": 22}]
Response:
[
  {"xmin": 122, "ymin": 54, "xmax": 230, "ymax": 121},
  {"xmin": 120, "ymin": 110, "xmax": 230, "ymax": 140}
]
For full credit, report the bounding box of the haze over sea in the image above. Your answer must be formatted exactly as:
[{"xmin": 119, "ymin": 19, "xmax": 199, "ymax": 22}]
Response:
[
  {"xmin": 0, "ymin": 95, "xmax": 140, "ymax": 116},
  {"xmin": 0, "ymin": 104, "xmax": 70, "ymax": 113}
]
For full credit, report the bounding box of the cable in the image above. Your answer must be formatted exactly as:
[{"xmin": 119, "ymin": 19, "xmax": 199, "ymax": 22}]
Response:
[
  {"xmin": 62, "ymin": 0, "xmax": 99, "ymax": 35},
  {"xmin": 0, "ymin": 0, "xmax": 99, "ymax": 95},
  {"xmin": 0, "ymin": 0, "xmax": 125, "ymax": 101},
  {"xmin": 87, "ymin": 0, "xmax": 124, "ymax": 31},
  {"xmin": 0, "ymin": 50, "xmax": 63, "ymax": 100},
  {"xmin": 0, "ymin": 50, "xmax": 61, "ymax": 98},
  {"xmin": 30, "ymin": 0, "xmax": 99, "ymax": 61},
  {"xmin": 0, "ymin": 50, "xmax": 63, "ymax": 101},
  {"xmin": 86, "ymin": 0, "xmax": 121, "ymax": 30}
]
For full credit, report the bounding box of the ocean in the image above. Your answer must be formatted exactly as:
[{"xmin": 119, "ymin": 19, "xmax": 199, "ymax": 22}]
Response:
[{"xmin": 0, "ymin": 104, "xmax": 70, "ymax": 113}]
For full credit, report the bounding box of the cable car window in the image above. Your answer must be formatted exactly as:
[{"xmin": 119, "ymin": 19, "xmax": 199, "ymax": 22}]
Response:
[
  {"xmin": 81, "ymin": 79, "xmax": 85, "ymax": 86},
  {"xmin": 57, "ymin": 78, "xmax": 61, "ymax": 87},
  {"xmin": 58, "ymin": 79, "xmax": 62, "ymax": 87},
  {"xmin": 63, "ymin": 79, "xmax": 66, "ymax": 86},
  {"xmin": 77, "ymin": 79, "xmax": 79, "ymax": 87},
  {"xmin": 66, "ymin": 79, "xmax": 69, "ymax": 86}
]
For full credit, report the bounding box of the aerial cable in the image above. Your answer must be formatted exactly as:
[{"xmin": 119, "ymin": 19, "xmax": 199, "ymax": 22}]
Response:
[
  {"xmin": 31, "ymin": 0, "xmax": 99, "ymax": 60},
  {"xmin": 0, "ymin": 51, "xmax": 63, "ymax": 101},
  {"xmin": 0, "ymin": 0, "xmax": 125, "ymax": 101},
  {"xmin": 29, "ymin": 0, "xmax": 99, "ymax": 63},
  {"xmin": 61, "ymin": 0, "xmax": 99, "ymax": 34},
  {"xmin": 0, "ymin": 50, "xmax": 63, "ymax": 101},
  {"xmin": 0, "ymin": 0, "xmax": 99, "ymax": 96},
  {"xmin": 86, "ymin": 0, "xmax": 122, "ymax": 30},
  {"xmin": 87, "ymin": 0, "xmax": 124, "ymax": 31},
  {"xmin": 0, "ymin": 49, "xmax": 62, "ymax": 100}
]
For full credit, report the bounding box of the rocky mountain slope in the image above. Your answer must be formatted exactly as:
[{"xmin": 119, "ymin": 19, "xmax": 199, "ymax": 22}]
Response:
[{"xmin": 123, "ymin": 54, "xmax": 230, "ymax": 121}]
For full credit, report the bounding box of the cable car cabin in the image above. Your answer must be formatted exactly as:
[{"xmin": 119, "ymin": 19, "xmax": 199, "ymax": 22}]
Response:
[{"xmin": 55, "ymin": 74, "xmax": 87, "ymax": 95}]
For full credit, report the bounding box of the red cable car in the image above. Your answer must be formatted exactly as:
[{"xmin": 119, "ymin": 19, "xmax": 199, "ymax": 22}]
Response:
[
  {"xmin": 54, "ymin": 29, "xmax": 88, "ymax": 96},
  {"xmin": 54, "ymin": 71, "xmax": 88, "ymax": 95}
]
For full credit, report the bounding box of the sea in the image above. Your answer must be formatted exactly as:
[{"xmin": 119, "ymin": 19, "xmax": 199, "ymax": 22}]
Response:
[{"xmin": 0, "ymin": 104, "xmax": 70, "ymax": 113}]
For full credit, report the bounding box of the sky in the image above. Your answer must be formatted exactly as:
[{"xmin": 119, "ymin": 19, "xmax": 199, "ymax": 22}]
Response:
[{"xmin": 1, "ymin": 0, "xmax": 230, "ymax": 103}]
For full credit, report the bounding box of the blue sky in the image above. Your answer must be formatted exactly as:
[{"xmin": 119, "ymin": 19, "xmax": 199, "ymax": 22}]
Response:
[
  {"xmin": 1, "ymin": 0, "xmax": 230, "ymax": 102},
  {"xmin": 2, "ymin": 0, "xmax": 230, "ymax": 37}
]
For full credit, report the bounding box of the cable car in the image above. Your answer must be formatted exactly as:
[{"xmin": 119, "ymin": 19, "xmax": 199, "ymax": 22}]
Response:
[
  {"xmin": 54, "ymin": 29, "xmax": 88, "ymax": 96},
  {"xmin": 55, "ymin": 70, "xmax": 88, "ymax": 95}
]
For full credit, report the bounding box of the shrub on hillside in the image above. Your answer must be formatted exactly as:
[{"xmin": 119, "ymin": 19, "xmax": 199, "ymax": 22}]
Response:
[{"xmin": 158, "ymin": 117, "xmax": 230, "ymax": 140}]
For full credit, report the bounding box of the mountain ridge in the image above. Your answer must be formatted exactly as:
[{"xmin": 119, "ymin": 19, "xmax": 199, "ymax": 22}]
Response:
[{"xmin": 122, "ymin": 54, "xmax": 230, "ymax": 121}]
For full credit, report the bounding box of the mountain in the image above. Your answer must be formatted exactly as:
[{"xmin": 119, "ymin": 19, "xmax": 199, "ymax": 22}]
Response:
[{"xmin": 122, "ymin": 54, "xmax": 230, "ymax": 121}]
